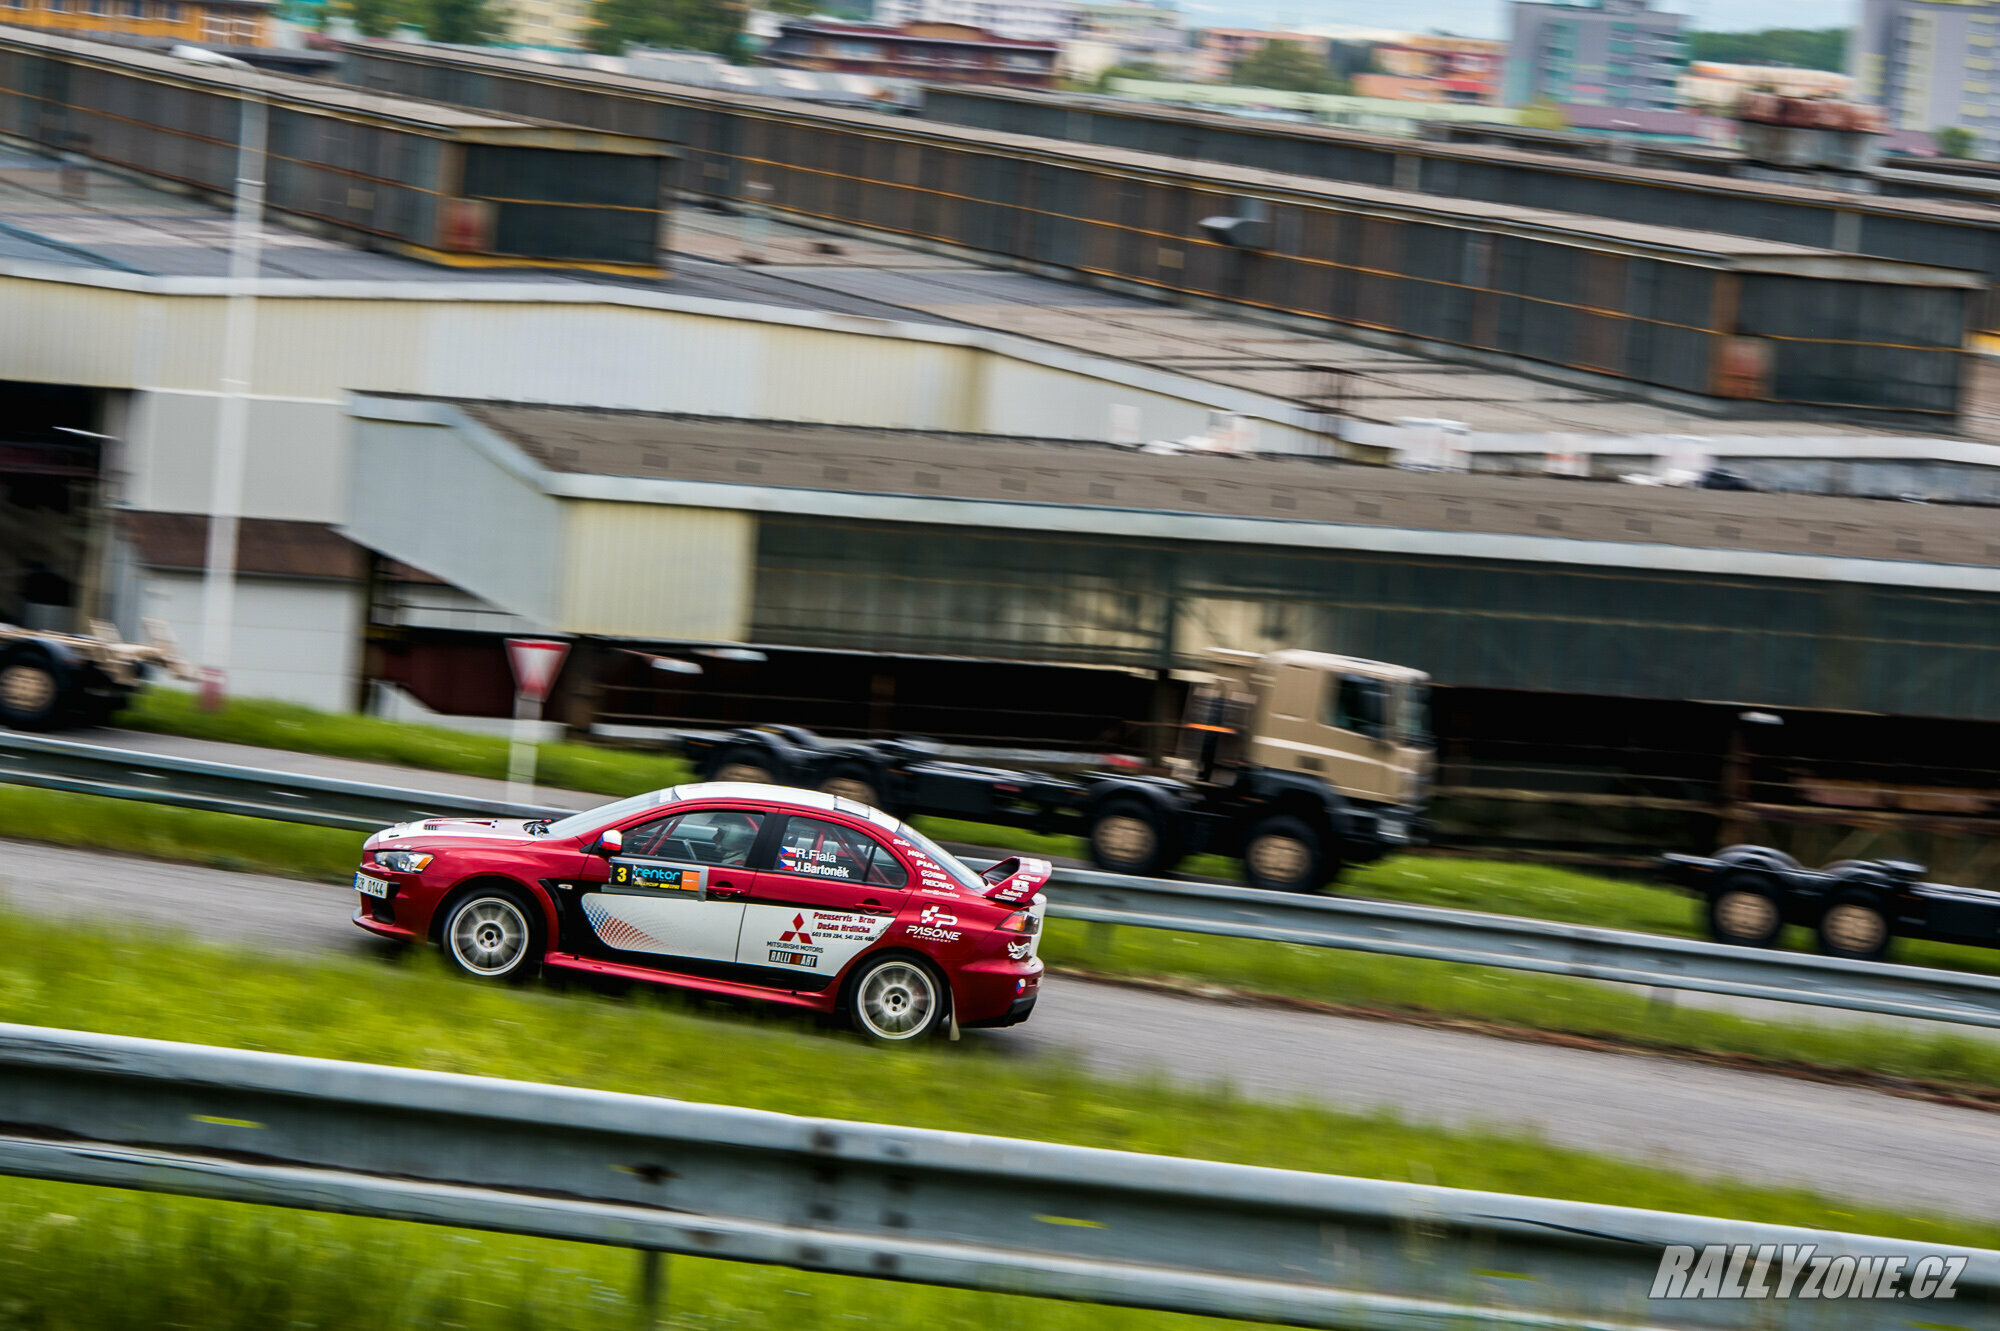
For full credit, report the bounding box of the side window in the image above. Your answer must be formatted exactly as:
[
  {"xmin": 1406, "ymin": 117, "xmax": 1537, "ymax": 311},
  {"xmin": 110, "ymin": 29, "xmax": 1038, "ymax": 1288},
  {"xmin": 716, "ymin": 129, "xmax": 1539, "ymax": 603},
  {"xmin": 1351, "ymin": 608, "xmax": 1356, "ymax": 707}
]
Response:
[
  {"xmin": 775, "ymin": 816, "xmax": 908, "ymax": 887},
  {"xmin": 1323, "ymin": 676, "xmax": 1381, "ymax": 734},
  {"xmin": 624, "ymin": 809, "xmax": 764, "ymax": 866}
]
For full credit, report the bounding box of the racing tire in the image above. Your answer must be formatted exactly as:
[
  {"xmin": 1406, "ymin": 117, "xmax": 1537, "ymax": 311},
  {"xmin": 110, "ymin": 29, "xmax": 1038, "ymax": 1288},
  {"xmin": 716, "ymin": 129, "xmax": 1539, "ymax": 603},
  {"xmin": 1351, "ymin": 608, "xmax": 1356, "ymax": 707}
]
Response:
[
  {"xmin": 818, "ymin": 761, "xmax": 883, "ymax": 811},
  {"xmin": 712, "ymin": 745, "xmax": 777, "ymax": 786},
  {"xmin": 1816, "ymin": 888, "xmax": 1893, "ymax": 962},
  {"xmin": 1087, "ymin": 796, "xmax": 1179, "ymax": 877},
  {"xmin": 1706, "ymin": 871, "xmax": 1785, "ymax": 948},
  {"xmin": 1242, "ymin": 814, "xmax": 1330, "ymax": 893},
  {"xmin": 847, "ymin": 954, "xmax": 948, "ymax": 1042},
  {"xmin": 440, "ymin": 886, "xmax": 543, "ymax": 983},
  {"xmin": 0, "ymin": 654, "xmax": 63, "ymax": 730}
]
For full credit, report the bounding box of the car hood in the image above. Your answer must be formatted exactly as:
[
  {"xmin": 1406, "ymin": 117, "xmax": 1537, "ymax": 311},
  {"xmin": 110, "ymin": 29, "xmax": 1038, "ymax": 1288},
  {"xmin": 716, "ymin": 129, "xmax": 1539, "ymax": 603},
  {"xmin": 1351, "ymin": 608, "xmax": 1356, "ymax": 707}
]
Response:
[{"xmin": 365, "ymin": 818, "xmax": 546, "ymax": 851}]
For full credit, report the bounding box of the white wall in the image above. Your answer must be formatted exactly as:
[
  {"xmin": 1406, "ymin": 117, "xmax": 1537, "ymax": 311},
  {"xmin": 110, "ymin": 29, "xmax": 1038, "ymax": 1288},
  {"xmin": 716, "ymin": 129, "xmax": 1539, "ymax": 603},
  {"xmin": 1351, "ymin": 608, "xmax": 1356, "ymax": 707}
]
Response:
[{"xmin": 141, "ymin": 572, "xmax": 362, "ymax": 712}]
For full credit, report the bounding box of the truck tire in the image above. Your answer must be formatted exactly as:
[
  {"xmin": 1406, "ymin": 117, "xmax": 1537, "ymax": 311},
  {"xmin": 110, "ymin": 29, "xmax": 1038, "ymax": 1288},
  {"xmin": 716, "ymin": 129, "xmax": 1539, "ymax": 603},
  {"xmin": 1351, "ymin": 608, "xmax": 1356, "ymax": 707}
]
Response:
[
  {"xmin": 1716, "ymin": 845, "xmax": 1800, "ymax": 873},
  {"xmin": 0, "ymin": 652, "xmax": 63, "ymax": 730},
  {"xmin": 1706, "ymin": 871, "xmax": 1784, "ymax": 948},
  {"xmin": 818, "ymin": 761, "xmax": 883, "ymax": 811},
  {"xmin": 1816, "ymin": 888, "xmax": 1893, "ymax": 962},
  {"xmin": 712, "ymin": 744, "xmax": 777, "ymax": 786},
  {"xmin": 1087, "ymin": 796, "xmax": 1178, "ymax": 877},
  {"xmin": 1243, "ymin": 815, "xmax": 1329, "ymax": 893}
]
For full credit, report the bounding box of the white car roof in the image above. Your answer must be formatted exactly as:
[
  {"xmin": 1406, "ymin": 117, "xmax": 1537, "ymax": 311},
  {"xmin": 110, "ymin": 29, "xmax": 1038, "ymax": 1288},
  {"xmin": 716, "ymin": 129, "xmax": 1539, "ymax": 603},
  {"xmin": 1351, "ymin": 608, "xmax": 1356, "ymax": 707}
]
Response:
[{"xmin": 665, "ymin": 781, "xmax": 904, "ymax": 834}]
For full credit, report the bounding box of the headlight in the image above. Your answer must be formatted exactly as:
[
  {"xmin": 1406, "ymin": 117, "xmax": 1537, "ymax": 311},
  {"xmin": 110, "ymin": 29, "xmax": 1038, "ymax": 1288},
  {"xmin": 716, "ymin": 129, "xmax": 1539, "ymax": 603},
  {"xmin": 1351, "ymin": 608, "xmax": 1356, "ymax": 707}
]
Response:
[{"xmin": 376, "ymin": 851, "xmax": 434, "ymax": 874}]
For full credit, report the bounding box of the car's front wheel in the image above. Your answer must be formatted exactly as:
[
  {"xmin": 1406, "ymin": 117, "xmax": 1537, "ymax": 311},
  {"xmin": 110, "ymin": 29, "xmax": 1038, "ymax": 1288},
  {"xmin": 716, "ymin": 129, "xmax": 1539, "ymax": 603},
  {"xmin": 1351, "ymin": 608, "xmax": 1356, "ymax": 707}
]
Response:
[
  {"xmin": 848, "ymin": 955, "xmax": 947, "ymax": 1042},
  {"xmin": 441, "ymin": 888, "xmax": 542, "ymax": 982}
]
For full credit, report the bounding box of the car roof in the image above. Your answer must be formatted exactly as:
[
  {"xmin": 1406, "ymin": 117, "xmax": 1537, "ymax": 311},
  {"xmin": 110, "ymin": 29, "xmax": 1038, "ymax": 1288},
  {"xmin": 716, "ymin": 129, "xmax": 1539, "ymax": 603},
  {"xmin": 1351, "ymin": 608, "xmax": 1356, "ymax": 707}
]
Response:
[{"xmin": 663, "ymin": 781, "xmax": 905, "ymax": 834}]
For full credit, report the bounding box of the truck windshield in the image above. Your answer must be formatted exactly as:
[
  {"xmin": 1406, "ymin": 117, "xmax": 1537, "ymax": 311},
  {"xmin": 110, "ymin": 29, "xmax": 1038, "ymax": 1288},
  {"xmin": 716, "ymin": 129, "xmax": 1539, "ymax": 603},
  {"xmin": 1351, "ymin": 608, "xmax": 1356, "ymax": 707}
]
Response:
[{"xmin": 1398, "ymin": 682, "xmax": 1433, "ymax": 746}]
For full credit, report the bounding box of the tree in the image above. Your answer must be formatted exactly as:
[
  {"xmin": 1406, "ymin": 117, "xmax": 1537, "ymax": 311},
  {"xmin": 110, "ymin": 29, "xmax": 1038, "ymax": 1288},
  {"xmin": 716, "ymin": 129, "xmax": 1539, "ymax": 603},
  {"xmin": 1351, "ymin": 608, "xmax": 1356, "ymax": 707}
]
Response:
[
  {"xmin": 1093, "ymin": 60, "xmax": 1162, "ymax": 92},
  {"xmin": 1937, "ymin": 126, "xmax": 1977, "ymax": 159},
  {"xmin": 1687, "ymin": 27, "xmax": 1846, "ymax": 72},
  {"xmin": 340, "ymin": 0, "xmax": 406, "ymax": 38},
  {"xmin": 423, "ymin": 0, "xmax": 503, "ymax": 43},
  {"xmin": 589, "ymin": 0, "xmax": 743, "ymax": 55},
  {"xmin": 1230, "ymin": 39, "xmax": 1339, "ymax": 95}
]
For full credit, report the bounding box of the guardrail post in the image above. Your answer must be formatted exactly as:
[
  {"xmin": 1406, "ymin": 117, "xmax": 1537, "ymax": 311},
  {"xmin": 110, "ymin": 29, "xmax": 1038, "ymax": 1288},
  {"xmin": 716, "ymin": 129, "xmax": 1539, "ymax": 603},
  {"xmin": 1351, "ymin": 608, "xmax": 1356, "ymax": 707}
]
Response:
[{"xmin": 635, "ymin": 1249, "xmax": 668, "ymax": 1327}]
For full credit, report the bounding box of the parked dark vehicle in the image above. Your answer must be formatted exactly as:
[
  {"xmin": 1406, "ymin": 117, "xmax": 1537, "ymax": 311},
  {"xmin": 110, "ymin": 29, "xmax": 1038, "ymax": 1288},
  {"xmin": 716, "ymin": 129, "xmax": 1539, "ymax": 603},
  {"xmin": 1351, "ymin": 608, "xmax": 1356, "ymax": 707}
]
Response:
[{"xmin": 1658, "ymin": 844, "xmax": 2000, "ymax": 961}]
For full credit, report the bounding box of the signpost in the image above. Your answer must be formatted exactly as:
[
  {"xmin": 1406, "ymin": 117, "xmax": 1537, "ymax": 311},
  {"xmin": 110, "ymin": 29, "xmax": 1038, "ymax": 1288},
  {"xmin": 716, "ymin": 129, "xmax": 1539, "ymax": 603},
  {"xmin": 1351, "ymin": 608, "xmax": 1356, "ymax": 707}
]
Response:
[{"xmin": 503, "ymin": 638, "xmax": 569, "ymax": 805}]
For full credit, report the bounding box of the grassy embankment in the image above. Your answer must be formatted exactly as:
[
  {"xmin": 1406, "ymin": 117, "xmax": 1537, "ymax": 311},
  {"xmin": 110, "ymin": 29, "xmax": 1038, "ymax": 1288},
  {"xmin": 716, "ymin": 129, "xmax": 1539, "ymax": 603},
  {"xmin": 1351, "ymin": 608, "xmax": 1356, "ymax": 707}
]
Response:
[
  {"xmin": 0, "ymin": 907, "xmax": 1992, "ymax": 1331},
  {"xmin": 11, "ymin": 692, "xmax": 1998, "ymax": 1100}
]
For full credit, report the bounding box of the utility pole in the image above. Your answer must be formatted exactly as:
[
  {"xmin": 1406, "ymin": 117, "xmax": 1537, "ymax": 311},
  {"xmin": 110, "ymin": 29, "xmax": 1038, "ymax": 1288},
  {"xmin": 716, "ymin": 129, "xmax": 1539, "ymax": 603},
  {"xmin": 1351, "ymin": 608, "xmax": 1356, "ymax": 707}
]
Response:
[{"xmin": 189, "ymin": 52, "xmax": 266, "ymax": 709}]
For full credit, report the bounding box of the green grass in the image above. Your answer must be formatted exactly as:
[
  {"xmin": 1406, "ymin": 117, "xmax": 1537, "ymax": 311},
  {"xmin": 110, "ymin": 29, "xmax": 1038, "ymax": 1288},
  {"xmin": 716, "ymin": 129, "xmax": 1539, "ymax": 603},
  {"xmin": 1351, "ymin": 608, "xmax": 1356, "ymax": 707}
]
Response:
[
  {"xmin": 14, "ymin": 782, "xmax": 2000, "ymax": 1102},
  {"xmin": 121, "ymin": 689, "xmax": 694, "ymax": 798}
]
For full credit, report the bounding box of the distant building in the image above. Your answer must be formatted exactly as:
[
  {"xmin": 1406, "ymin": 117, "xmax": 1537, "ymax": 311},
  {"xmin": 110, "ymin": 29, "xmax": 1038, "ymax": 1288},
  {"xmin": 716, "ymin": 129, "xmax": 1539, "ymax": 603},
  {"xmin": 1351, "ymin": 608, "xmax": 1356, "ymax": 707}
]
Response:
[
  {"xmin": 1502, "ymin": 0, "xmax": 1687, "ymax": 111},
  {"xmin": 1191, "ymin": 27, "xmax": 1329, "ymax": 83},
  {"xmin": 763, "ymin": 19, "xmax": 1060, "ymax": 87},
  {"xmin": 1355, "ymin": 35, "xmax": 1503, "ymax": 103},
  {"xmin": 1070, "ymin": 0, "xmax": 1185, "ymax": 75},
  {"xmin": 0, "ymin": 0, "xmax": 276, "ymax": 46},
  {"xmin": 1853, "ymin": 0, "xmax": 2000, "ymax": 151},
  {"xmin": 503, "ymin": 0, "xmax": 591, "ymax": 49},
  {"xmin": 1680, "ymin": 60, "xmax": 1850, "ymax": 111},
  {"xmin": 870, "ymin": 0, "xmax": 1080, "ymax": 44}
]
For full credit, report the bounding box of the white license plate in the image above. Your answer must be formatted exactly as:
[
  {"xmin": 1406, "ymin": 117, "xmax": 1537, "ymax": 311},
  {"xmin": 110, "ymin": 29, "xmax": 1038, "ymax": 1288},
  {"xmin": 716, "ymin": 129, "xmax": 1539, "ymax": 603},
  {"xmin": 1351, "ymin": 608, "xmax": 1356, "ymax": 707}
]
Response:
[
  {"xmin": 354, "ymin": 872, "xmax": 391, "ymax": 899},
  {"xmin": 1378, "ymin": 817, "xmax": 1409, "ymax": 845}
]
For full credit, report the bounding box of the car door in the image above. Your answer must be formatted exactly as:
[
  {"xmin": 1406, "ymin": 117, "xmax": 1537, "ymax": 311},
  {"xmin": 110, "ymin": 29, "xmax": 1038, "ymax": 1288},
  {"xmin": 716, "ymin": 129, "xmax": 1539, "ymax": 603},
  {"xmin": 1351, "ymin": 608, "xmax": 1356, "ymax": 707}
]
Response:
[
  {"xmin": 738, "ymin": 813, "xmax": 912, "ymax": 983},
  {"xmin": 574, "ymin": 806, "xmax": 766, "ymax": 968}
]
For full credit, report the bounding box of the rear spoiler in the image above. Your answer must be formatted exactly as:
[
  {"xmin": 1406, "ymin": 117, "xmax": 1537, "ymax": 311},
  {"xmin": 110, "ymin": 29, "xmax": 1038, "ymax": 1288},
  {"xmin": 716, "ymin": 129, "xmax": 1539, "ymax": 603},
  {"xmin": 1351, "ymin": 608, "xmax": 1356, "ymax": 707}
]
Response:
[{"xmin": 980, "ymin": 856, "xmax": 1053, "ymax": 906}]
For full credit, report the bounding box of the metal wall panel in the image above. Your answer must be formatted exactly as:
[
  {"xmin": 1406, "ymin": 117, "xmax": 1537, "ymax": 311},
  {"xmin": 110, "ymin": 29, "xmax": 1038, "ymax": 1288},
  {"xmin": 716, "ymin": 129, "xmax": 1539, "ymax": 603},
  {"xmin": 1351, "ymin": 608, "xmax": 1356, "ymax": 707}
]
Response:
[
  {"xmin": 752, "ymin": 516, "xmax": 2000, "ymax": 720},
  {"xmin": 559, "ymin": 500, "xmax": 753, "ymax": 639}
]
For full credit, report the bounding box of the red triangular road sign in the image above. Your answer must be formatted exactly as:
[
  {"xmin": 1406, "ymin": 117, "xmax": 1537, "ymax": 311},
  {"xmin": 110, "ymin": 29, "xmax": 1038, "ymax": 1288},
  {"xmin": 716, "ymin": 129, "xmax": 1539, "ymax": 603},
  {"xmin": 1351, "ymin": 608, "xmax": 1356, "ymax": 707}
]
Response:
[{"xmin": 505, "ymin": 638, "xmax": 569, "ymax": 703}]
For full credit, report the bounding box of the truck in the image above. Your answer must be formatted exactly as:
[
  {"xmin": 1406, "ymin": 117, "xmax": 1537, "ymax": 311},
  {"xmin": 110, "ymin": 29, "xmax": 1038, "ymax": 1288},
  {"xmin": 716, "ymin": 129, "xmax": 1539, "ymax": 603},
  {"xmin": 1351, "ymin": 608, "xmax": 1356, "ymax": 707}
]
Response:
[
  {"xmin": 0, "ymin": 619, "xmax": 193, "ymax": 730},
  {"xmin": 1659, "ymin": 843, "xmax": 2000, "ymax": 962},
  {"xmin": 681, "ymin": 648, "xmax": 1434, "ymax": 893}
]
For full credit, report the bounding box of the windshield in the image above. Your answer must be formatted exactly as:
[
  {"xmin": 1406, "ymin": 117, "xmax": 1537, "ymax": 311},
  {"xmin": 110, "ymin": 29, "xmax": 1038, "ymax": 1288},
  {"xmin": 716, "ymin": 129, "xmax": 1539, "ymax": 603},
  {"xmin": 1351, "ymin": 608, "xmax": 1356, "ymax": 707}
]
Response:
[
  {"xmin": 1398, "ymin": 681, "xmax": 1433, "ymax": 747},
  {"xmin": 545, "ymin": 789, "xmax": 674, "ymax": 839},
  {"xmin": 890, "ymin": 821, "xmax": 986, "ymax": 890}
]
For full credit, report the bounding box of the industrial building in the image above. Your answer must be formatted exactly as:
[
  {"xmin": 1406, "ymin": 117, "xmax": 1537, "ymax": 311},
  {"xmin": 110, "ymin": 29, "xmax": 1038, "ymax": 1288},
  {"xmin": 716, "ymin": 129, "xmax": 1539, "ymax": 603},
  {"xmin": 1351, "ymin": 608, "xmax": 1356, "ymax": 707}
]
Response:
[
  {"xmin": 340, "ymin": 40, "xmax": 1979, "ymax": 424},
  {"xmin": 0, "ymin": 0, "xmax": 276, "ymax": 47}
]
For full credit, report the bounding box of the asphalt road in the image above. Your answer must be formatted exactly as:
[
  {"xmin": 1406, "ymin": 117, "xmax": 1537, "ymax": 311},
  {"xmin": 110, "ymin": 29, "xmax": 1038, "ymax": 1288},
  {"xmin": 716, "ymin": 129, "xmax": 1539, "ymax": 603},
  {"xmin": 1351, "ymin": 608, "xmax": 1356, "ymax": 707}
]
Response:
[{"xmin": 6, "ymin": 836, "xmax": 2000, "ymax": 1223}]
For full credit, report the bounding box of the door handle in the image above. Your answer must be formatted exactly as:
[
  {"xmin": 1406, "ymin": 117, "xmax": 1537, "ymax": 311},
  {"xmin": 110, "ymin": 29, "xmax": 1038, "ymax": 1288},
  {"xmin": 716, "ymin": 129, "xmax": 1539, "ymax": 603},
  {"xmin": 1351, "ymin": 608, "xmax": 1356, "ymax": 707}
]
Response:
[
  {"xmin": 708, "ymin": 880, "xmax": 751, "ymax": 898},
  {"xmin": 861, "ymin": 897, "xmax": 886, "ymax": 911}
]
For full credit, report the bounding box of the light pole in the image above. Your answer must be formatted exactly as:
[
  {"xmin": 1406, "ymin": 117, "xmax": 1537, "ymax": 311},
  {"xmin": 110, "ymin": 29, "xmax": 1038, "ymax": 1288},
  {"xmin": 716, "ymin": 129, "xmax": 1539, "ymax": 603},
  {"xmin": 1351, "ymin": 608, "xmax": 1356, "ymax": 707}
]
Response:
[{"xmin": 176, "ymin": 46, "xmax": 266, "ymax": 709}]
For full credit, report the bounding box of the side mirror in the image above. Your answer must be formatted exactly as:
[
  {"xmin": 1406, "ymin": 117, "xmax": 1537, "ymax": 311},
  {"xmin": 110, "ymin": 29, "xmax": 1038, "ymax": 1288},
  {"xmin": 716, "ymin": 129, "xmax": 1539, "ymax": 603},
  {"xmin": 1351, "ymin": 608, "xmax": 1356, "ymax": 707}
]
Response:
[{"xmin": 593, "ymin": 828, "xmax": 624, "ymax": 857}]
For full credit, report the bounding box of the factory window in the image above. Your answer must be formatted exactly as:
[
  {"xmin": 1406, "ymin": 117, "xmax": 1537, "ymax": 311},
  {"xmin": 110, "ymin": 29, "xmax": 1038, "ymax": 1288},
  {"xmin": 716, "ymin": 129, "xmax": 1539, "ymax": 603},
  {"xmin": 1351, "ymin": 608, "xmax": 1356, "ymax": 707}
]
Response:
[{"xmin": 125, "ymin": 0, "xmax": 141, "ymax": 13}]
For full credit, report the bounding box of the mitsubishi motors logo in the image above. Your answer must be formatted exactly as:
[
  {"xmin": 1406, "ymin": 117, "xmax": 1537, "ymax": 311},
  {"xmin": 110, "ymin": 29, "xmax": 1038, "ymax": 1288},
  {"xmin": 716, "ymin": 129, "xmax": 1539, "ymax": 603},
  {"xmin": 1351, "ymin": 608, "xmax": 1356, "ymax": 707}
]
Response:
[{"xmin": 779, "ymin": 914, "xmax": 814, "ymax": 944}]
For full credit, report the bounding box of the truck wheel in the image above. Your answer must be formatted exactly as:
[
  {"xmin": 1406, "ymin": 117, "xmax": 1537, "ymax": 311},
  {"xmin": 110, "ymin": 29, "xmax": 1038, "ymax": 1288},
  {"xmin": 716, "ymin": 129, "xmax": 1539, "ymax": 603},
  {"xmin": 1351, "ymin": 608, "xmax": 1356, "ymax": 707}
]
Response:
[
  {"xmin": 1707, "ymin": 872, "xmax": 1784, "ymax": 948},
  {"xmin": 1243, "ymin": 815, "xmax": 1328, "ymax": 893},
  {"xmin": 1716, "ymin": 845, "xmax": 1800, "ymax": 872},
  {"xmin": 712, "ymin": 745, "xmax": 776, "ymax": 786},
  {"xmin": 1817, "ymin": 889, "xmax": 1892, "ymax": 962},
  {"xmin": 0, "ymin": 655, "xmax": 62, "ymax": 730},
  {"xmin": 1088, "ymin": 797, "xmax": 1177, "ymax": 877},
  {"xmin": 818, "ymin": 761, "xmax": 882, "ymax": 811}
]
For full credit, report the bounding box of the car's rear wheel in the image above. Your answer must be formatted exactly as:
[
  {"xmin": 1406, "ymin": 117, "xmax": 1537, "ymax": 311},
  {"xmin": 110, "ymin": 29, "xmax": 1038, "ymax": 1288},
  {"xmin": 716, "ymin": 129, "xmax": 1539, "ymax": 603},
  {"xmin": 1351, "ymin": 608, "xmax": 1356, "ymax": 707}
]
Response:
[
  {"xmin": 848, "ymin": 955, "xmax": 946, "ymax": 1042},
  {"xmin": 441, "ymin": 888, "xmax": 542, "ymax": 982}
]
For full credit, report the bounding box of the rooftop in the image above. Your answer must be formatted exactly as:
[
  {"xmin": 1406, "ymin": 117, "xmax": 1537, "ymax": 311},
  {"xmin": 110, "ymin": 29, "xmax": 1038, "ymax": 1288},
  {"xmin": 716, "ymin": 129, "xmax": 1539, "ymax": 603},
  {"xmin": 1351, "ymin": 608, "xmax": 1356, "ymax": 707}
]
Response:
[{"xmin": 415, "ymin": 395, "xmax": 2000, "ymax": 571}]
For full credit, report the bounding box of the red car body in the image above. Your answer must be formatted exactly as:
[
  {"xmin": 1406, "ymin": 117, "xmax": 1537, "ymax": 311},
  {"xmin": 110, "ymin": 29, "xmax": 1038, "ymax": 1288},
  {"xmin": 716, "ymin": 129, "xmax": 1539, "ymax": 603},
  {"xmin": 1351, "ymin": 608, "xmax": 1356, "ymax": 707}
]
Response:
[{"xmin": 351, "ymin": 782, "xmax": 1048, "ymax": 1038}]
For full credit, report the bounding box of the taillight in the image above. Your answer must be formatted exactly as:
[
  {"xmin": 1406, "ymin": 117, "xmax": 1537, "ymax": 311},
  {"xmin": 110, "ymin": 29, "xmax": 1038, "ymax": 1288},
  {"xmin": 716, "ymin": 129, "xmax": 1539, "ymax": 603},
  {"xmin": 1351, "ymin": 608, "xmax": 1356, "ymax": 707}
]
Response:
[{"xmin": 997, "ymin": 910, "xmax": 1040, "ymax": 935}]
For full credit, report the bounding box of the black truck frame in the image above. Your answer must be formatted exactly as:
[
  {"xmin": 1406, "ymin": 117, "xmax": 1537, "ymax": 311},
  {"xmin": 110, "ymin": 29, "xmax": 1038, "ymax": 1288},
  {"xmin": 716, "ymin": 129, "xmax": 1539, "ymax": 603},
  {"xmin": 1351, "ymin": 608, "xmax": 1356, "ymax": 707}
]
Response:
[
  {"xmin": 679, "ymin": 725, "xmax": 1411, "ymax": 892},
  {"xmin": 1659, "ymin": 843, "xmax": 2000, "ymax": 962}
]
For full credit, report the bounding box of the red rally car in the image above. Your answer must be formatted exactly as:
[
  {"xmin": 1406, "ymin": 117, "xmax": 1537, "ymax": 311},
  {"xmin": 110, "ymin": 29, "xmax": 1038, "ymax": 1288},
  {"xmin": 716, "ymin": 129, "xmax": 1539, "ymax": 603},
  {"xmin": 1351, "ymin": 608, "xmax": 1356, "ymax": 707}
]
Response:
[{"xmin": 351, "ymin": 782, "xmax": 1049, "ymax": 1041}]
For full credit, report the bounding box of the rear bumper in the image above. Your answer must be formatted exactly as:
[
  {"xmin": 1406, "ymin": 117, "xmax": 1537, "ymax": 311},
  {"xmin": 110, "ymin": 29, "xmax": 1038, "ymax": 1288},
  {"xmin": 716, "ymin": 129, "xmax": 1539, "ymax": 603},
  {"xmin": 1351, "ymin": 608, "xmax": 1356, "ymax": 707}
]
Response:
[
  {"xmin": 963, "ymin": 992, "xmax": 1037, "ymax": 1028},
  {"xmin": 952, "ymin": 953, "xmax": 1043, "ymax": 1025}
]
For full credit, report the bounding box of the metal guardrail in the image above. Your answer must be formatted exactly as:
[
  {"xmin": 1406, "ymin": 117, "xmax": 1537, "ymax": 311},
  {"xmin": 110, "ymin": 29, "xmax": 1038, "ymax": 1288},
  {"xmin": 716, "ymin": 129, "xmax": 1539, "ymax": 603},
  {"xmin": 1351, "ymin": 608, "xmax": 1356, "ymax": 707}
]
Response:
[
  {"xmin": 3, "ymin": 1021, "xmax": 1994, "ymax": 1330},
  {"xmin": 10, "ymin": 730, "xmax": 2000, "ymax": 1030},
  {"xmin": 0, "ymin": 730, "xmax": 561, "ymax": 831}
]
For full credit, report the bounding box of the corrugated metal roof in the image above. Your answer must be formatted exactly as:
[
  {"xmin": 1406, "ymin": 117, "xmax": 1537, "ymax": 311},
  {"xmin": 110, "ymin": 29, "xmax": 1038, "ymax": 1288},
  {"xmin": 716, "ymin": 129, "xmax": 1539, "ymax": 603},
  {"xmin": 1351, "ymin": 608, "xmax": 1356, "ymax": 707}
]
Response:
[{"xmin": 438, "ymin": 397, "xmax": 2000, "ymax": 568}]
